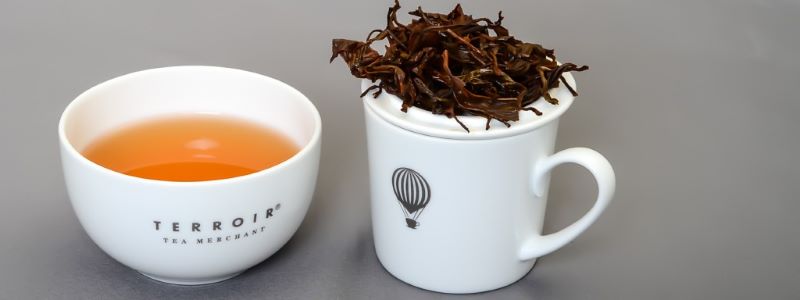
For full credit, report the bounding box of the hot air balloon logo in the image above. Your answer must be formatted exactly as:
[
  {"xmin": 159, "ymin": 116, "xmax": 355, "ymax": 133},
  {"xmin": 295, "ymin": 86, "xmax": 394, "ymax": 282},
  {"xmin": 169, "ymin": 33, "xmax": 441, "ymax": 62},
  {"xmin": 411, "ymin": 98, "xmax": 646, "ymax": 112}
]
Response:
[{"xmin": 391, "ymin": 167, "xmax": 431, "ymax": 229}]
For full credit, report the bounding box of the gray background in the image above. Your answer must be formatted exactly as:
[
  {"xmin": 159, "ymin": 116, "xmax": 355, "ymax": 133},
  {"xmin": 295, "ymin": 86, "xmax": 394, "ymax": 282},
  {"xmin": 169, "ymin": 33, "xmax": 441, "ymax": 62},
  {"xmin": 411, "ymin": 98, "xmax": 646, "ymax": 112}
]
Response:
[{"xmin": 1, "ymin": 0, "xmax": 798, "ymax": 299}]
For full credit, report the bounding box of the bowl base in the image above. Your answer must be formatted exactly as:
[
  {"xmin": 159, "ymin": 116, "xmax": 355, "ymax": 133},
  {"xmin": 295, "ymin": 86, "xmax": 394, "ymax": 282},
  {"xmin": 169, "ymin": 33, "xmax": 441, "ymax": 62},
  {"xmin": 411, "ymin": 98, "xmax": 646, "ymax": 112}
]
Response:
[{"xmin": 139, "ymin": 271, "xmax": 243, "ymax": 285}]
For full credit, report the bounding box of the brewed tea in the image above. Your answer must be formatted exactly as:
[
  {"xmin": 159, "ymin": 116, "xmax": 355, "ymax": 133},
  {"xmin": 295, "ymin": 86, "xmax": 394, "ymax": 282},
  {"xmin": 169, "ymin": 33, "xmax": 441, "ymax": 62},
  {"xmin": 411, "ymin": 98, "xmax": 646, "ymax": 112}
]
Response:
[{"xmin": 82, "ymin": 114, "xmax": 299, "ymax": 181}]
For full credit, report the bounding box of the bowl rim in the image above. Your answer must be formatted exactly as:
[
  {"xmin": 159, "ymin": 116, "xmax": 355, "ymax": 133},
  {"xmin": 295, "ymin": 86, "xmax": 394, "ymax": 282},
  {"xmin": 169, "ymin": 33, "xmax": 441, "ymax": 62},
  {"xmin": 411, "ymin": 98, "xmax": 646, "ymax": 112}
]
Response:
[{"xmin": 58, "ymin": 65, "xmax": 322, "ymax": 187}]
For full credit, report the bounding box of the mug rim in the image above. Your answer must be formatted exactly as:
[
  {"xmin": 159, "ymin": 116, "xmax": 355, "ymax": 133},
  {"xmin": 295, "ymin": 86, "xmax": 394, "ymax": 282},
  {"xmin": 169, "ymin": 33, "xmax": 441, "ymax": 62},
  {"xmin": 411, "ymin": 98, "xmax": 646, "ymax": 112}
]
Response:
[
  {"xmin": 58, "ymin": 65, "xmax": 322, "ymax": 186},
  {"xmin": 362, "ymin": 72, "xmax": 576, "ymax": 140}
]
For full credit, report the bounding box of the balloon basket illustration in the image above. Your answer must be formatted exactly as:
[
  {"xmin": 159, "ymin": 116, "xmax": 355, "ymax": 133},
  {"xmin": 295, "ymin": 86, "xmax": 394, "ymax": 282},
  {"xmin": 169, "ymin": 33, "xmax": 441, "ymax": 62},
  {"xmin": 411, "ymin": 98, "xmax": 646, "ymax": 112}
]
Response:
[
  {"xmin": 405, "ymin": 218, "xmax": 419, "ymax": 229},
  {"xmin": 391, "ymin": 168, "xmax": 431, "ymax": 229}
]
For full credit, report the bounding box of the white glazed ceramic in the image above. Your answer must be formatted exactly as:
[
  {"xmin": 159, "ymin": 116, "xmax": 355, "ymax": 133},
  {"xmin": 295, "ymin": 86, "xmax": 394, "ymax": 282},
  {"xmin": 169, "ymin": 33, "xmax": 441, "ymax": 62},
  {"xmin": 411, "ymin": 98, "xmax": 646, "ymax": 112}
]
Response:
[
  {"xmin": 362, "ymin": 73, "xmax": 615, "ymax": 293},
  {"xmin": 58, "ymin": 66, "xmax": 321, "ymax": 285}
]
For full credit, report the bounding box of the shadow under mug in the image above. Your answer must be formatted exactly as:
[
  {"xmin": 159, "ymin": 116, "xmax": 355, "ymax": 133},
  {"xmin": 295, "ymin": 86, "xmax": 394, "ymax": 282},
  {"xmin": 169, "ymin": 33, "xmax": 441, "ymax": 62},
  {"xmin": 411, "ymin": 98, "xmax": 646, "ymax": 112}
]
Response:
[{"xmin": 58, "ymin": 66, "xmax": 321, "ymax": 285}]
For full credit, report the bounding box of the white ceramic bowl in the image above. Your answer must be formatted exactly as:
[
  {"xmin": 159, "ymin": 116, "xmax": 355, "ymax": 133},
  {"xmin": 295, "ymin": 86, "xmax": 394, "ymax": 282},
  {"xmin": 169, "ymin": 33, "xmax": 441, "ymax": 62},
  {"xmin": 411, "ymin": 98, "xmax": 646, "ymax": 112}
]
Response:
[{"xmin": 58, "ymin": 66, "xmax": 321, "ymax": 285}]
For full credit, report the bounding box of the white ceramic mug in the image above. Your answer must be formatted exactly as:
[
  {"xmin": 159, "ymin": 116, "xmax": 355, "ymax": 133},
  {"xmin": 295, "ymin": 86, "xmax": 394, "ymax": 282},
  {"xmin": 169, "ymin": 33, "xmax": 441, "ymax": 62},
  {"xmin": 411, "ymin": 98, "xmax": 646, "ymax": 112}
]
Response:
[
  {"xmin": 362, "ymin": 73, "xmax": 615, "ymax": 293},
  {"xmin": 59, "ymin": 66, "xmax": 321, "ymax": 285}
]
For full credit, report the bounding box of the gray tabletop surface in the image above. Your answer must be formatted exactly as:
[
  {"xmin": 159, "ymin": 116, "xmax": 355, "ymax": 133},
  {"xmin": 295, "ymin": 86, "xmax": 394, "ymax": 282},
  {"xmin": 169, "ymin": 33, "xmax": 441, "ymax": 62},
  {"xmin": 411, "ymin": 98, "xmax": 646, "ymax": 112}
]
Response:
[{"xmin": 1, "ymin": 0, "xmax": 799, "ymax": 299}]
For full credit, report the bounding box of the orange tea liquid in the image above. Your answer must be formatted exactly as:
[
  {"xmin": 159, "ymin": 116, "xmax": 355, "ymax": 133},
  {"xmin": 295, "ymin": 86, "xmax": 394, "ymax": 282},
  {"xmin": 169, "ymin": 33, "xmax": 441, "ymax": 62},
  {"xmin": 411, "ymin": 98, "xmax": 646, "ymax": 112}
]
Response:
[{"xmin": 82, "ymin": 115, "xmax": 299, "ymax": 182}]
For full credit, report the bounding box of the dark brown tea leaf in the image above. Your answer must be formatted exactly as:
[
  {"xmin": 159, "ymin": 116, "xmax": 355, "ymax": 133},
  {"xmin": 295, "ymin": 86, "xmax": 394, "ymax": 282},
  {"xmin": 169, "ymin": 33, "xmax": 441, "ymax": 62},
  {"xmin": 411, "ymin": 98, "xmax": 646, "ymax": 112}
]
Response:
[{"xmin": 331, "ymin": 1, "xmax": 588, "ymax": 131}]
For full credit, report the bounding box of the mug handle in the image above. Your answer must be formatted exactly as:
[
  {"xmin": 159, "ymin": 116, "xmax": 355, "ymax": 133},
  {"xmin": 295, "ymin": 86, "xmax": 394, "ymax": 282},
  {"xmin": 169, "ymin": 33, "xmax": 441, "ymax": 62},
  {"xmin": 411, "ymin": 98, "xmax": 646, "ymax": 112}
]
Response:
[{"xmin": 518, "ymin": 147, "xmax": 616, "ymax": 260}]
